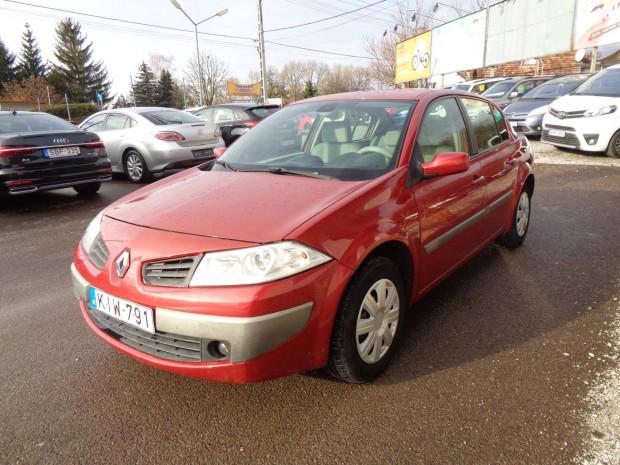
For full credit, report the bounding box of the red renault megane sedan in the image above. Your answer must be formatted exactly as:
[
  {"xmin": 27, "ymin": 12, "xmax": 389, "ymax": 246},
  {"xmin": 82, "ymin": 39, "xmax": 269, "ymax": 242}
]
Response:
[{"xmin": 71, "ymin": 89, "xmax": 534, "ymax": 384}]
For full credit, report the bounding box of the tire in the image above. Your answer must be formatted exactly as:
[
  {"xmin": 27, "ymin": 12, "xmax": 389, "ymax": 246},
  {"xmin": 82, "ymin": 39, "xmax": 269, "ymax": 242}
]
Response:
[
  {"xmin": 605, "ymin": 130, "xmax": 620, "ymax": 159},
  {"xmin": 413, "ymin": 55, "xmax": 419, "ymax": 71},
  {"xmin": 327, "ymin": 257, "xmax": 406, "ymax": 383},
  {"xmin": 73, "ymin": 182, "xmax": 101, "ymax": 195},
  {"xmin": 124, "ymin": 149, "xmax": 151, "ymax": 183},
  {"xmin": 496, "ymin": 187, "xmax": 531, "ymax": 249}
]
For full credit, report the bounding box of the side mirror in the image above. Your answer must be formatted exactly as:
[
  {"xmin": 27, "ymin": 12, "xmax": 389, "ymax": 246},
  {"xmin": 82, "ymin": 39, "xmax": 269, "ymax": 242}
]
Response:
[
  {"xmin": 509, "ymin": 91, "xmax": 519, "ymax": 99},
  {"xmin": 421, "ymin": 152, "xmax": 470, "ymax": 177}
]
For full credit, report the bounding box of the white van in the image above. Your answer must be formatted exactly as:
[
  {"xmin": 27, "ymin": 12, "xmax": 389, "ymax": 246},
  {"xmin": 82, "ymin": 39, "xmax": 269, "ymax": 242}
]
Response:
[{"xmin": 541, "ymin": 64, "xmax": 620, "ymax": 158}]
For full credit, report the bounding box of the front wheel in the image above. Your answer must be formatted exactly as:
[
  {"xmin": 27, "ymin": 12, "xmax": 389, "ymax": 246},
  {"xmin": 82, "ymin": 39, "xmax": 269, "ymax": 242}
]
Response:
[
  {"xmin": 124, "ymin": 149, "xmax": 151, "ymax": 183},
  {"xmin": 496, "ymin": 187, "xmax": 531, "ymax": 248},
  {"xmin": 605, "ymin": 129, "xmax": 620, "ymax": 159},
  {"xmin": 327, "ymin": 257, "xmax": 406, "ymax": 383}
]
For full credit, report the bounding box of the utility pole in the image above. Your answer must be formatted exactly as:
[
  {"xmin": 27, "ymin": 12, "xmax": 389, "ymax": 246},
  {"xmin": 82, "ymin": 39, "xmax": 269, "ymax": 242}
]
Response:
[{"xmin": 257, "ymin": 0, "xmax": 268, "ymax": 103}]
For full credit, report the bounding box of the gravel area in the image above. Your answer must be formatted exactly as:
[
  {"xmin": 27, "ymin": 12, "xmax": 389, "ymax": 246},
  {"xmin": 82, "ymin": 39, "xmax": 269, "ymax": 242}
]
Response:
[
  {"xmin": 528, "ymin": 138, "xmax": 619, "ymax": 465},
  {"xmin": 530, "ymin": 140, "xmax": 620, "ymax": 167}
]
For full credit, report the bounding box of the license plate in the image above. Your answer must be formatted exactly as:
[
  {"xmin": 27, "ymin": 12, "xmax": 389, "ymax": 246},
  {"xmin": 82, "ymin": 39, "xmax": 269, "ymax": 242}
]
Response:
[
  {"xmin": 192, "ymin": 148, "xmax": 214, "ymax": 159},
  {"xmin": 89, "ymin": 287, "xmax": 155, "ymax": 334},
  {"xmin": 510, "ymin": 121, "xmax": 517, "ymax": 127},
  {"xmin": 44, "ymin": 146, "xmax": 80, "ymax": 158},
  {"xmin": 548, "ymin": 129, "xmax": 565, "ymax": 138}
]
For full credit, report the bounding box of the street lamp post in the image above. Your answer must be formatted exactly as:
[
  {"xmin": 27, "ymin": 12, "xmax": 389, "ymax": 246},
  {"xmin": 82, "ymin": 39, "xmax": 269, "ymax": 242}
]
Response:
[{"xmin": 170, "ymin": 0, "xmax": 228, "ymax": 107}]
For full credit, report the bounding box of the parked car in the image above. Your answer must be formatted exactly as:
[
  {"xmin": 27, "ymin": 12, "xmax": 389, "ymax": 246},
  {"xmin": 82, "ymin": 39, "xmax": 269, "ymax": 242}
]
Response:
[
  {"xmin": 451, "ymin": 77, "xmax": 508, "ymax": 94},
  {"xmin": 504, "ymin": 74, "xmax": 590, "ymax": 137},
  {"xmin": 482, "ymin": 76, "xmax": 554, "ymax": 108},
  {"xmin": 79, "ymin": 107, "xmax": 224, "ymax": 183},
  {"xmin": 72, "ymin": 89, "xmax": 534, "ymax": 384},
  {"xmin": 191, "ymin": 103, "xmax": 279, "ymax": 146},
  {"xmin": 0, "ymin": 111, "xmax": 111, "ymax": 196},
  {"xmin": 541, "ymin": 65, "xmax": 620, "ymax": 158}
]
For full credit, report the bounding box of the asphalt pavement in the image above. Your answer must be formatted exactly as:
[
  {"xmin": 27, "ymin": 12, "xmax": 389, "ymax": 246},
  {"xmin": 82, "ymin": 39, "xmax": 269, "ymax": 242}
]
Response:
[{"xmin": 0, "ymin": 147, "xmax": 619, "ymax": 465}]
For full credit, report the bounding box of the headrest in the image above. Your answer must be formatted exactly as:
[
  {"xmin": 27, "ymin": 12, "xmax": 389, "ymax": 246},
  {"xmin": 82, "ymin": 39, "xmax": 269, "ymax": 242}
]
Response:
[
  {"xmin": 322, "ymin": 121, "xmax": 352, "ymax": 143},
  {"xmin": 384, "ymin": 130, "xmax": 400, "ymax": 148}
]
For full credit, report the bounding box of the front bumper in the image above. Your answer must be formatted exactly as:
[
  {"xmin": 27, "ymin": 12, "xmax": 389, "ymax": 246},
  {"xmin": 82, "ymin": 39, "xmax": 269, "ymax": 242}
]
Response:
[
  {"xmin": 507, "ymin": 115, "xmax": 544, "ymax": 137},
  {"xmin": 541, "ymin": 113, "xmax": 616, "ymax": 152}
]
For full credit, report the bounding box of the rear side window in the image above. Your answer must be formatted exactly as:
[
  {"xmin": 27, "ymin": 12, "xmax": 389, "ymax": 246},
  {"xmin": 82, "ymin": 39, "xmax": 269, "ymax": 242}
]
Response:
[
  {"xmin": 462, "ymin": 97, "xmax": 506, "ymax": 151},
  {"xmin": 105, "ymin": 114, "xmax": 131, "ymax": 130}
]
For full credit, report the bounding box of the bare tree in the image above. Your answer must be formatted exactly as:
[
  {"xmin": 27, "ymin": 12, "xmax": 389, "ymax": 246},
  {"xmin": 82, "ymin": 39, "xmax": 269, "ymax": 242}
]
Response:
[
  {"xmin": 149, "ymin": 54, "xmax": 175, "ymax": 77},
  {"xmin": 184, "ymin": 52, "xmax": 229, "ymax": 106},
  {"xmin": 320, "ymin": 64, "xmax": 374, "ymax": 95},
  {"xmin": 280, "ymin": 61, "xmax": 308, "ymax": 103}
]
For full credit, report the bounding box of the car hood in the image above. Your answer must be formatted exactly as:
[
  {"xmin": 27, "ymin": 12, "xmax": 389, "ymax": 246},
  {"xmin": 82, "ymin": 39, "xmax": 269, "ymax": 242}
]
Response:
[
  {"xmin": 105, "ymin": 168, "xmax": 365, "ymax": 243},
  {"xmin": 504, "ymin": 98, "xmax": 554, "ymax": 115},
  {"xmin": 550, "ymin": 94, "xmax": 620, "ymax": 111}
]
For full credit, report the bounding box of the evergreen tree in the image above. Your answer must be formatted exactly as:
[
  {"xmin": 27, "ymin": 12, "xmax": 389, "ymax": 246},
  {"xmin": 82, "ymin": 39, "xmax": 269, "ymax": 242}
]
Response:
[
  {"xmin": 48, "ymin": 18, "xmax": 113, "ymax": 103},
  {"xmin": 155, "ymin": 69, "xmax": 175, "ymax": 107},
  {"xmin": 113, "ymin": 94, "xmax": 130, "ymax": 108},
  {"xmin": 0, "ymin": 38, "xmax": 17, "ymax": 96},
  {"xmin": 17, "ymin": 24, "xmax": 47, "ymax": 80},
  {"xmin": 132, "ymin": 62, "xmax": 156, "ymax": 106},
  {"xmin": 301, "ymin": 79, "xmax": 318, "ymax": 99}
]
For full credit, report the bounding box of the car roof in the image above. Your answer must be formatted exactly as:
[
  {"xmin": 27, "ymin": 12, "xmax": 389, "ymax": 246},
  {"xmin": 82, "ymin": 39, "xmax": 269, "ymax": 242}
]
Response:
[{"xmin": 294, "ymin": 89, "xmax": 455, "ymax": 104}]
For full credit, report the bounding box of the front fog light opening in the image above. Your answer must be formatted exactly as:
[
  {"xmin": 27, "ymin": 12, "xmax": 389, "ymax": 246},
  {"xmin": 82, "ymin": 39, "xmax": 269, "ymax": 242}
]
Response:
[
  {"xmin": 207, "ymin": 340, "xmax": 230, "ymax": 360},
  {"xmin": 584, "ymin": 134, "xmax": 599, "ymax": 145}
]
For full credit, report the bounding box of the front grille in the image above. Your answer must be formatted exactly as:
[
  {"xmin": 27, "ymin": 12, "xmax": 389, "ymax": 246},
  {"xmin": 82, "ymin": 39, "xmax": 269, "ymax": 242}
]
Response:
[
  {"xmin": 541, "ymin": 132, "xmax": 580, "ymax": 147},
  {"xmin": 86, "ymin": 304, "xmax": 202, "ymax": 362},
  {"xmin": 88, "ymin": 233, "xmax": 109, "ymax": 269},
  {"xmin": 549, "ymin": 107, "xmax": 586, "ymax": 119},
  {"xmin": 545, "ymin": 123, "xmax": 576, "ymax": 131},
  {"xmin": 142, "ymin": 255, "xmax": 201, "ymax": 287}
]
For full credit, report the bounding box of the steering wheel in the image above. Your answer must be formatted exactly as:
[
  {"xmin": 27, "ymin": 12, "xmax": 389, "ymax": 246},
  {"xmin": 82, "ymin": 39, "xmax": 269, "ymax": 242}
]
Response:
[{"xmin": 359, "ymin": 146, "xmax": 392, "ymax": 159}]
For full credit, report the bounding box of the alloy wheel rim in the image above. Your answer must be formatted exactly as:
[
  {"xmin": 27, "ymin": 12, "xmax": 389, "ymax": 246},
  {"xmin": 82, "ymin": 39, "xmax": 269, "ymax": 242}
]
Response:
[
  {"xmin": 615, "ymin": 137, "xmax": 620, "ymax": 156},
  {"xmin": 127, "ymin": 154, "xmax": 143, "ymax": 181},
  {"xmin": 356, "ymin": 278, "xmax": 400, "ymax": 364},
  {"xmin": 515, "ymin": 192, "xmax": 530, "ymax": 237}
]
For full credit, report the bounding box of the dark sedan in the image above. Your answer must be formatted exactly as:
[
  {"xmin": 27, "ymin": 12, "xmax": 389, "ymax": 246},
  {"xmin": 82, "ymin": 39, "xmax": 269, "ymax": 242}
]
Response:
[
  {"xmin": 503, "ymin": 74, "xmax": 589, "ymax": 137},
  {"xmin": 0, "ymin": 111, "xmax": 111, "ymax": 196},
  {"xmin": 191, "ymin": 103, "xmax": 279, "ymax": 146}
]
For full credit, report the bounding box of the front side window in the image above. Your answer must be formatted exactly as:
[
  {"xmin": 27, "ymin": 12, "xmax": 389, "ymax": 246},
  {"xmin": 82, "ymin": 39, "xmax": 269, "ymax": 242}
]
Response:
[
  {"xmin": 462, "ymin": 98, "xmax": 505, "ymax": 151},
  {"xmin": 104, "ymin": 114, "xmax": 130, "ymax": 130},
  {"xmin": 416, "ymin": 98, "xmax": 469, "ymax": 162},
  {"xmin": 80, "ymin": 114, "xmax": 106, "ymax": 132}
]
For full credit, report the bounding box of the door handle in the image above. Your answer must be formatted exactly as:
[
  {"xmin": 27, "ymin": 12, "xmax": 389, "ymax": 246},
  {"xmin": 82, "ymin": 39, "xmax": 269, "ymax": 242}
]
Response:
[{"xmin": 472, "ymin": 175, "xmax": 485, "ymax": 185}]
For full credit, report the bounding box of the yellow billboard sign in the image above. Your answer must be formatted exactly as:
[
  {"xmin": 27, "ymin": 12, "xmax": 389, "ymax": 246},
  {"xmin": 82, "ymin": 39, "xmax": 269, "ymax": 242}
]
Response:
[
  {"xmin": 227, "ymin": 81, "xmax": 261, "ymax": 97},
  {"xmin": 395, "ymin": 32, "xmax": 432, "ymax": 84}
]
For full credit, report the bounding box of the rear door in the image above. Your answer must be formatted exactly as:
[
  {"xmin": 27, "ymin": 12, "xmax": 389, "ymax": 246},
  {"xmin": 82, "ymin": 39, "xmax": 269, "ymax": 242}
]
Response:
[{"xmin": 98, "ymin": 113, "xmax": 133, "ymax": 169}]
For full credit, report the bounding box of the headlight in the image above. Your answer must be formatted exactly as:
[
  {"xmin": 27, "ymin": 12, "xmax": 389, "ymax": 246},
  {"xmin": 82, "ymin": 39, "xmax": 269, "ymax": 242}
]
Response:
[
  {"xmin": 527, "ymin": 105, "xmax": 549, "ymax": 117},
  {"xmin": 584, "ymin": 105, "xmax": 617, "ymax": 117},
  {"xmin": 81, "ymin": 211, "xmax": 103, "ymax": 255},
  {"xmin": 189, "ymin": 241, "xmax": 332, "ymax": 286}
]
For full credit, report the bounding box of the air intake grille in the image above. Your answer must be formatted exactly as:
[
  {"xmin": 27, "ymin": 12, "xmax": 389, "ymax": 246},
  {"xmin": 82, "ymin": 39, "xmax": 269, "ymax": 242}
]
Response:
[
  {"xmin": 88, "ymin": 233, "xmax": 109, "ymax": 269},
  {"xmin": 86, "ymin": 304, "xmax": 202, "ymax": 362},
  {"xmin": 549, "ymin": 108, "xmax": 586, "ymax": 119},
  {"xmin": 142, "ymin": 255, "xmax": 201, "ymax": 287}
]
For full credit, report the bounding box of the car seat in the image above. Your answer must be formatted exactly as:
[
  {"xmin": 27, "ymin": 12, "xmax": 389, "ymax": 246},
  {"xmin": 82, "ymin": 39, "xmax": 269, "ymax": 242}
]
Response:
[{"xmin": 311, "ymin": 121, "xmax": 364, "ymax": 163}]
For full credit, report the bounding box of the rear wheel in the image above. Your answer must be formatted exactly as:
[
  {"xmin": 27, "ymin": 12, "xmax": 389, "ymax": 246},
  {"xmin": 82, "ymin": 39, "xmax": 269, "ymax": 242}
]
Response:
[
  {"xmin": 124, "ymin": 149, "xmax": 151, "ymax": 183},
  {"xmin": 497, "ymin": 187, "xmax": 531, "ymax": 248},
  {"xmin": 327, "ymin": 257, "xmax": 406, "ymax": 383},
  {"xmin": 73, "ymin": 182, "xmax": 101, "ymax": 195},
  {"xmin": 605, "ymin": 130, "xmax": 620, "ymax": 159}
]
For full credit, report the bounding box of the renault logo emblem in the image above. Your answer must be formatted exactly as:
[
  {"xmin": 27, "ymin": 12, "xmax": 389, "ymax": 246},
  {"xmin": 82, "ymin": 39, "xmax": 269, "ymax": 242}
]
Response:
[{"xmin": 115, "ymin": 250, "xmax": 130, "ymax": 278}]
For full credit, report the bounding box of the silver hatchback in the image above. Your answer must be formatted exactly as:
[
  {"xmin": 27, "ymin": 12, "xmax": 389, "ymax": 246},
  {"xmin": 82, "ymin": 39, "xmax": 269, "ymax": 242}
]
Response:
[{"xmin": 79, "ymin": 107, "xmax": 224, "ymax": 182}]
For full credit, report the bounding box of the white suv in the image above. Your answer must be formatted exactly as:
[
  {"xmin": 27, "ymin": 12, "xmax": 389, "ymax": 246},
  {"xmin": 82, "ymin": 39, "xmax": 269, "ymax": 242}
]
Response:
[{"xmin": 541, "ymin": 65, "xmax": 620, "ymax": 158}]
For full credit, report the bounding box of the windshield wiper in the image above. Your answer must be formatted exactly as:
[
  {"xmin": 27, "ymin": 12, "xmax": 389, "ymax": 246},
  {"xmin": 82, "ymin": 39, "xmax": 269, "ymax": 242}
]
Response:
[
  {"xmin": 214, "ymin": 159, "xmax": 239, "ymax": 171},
  {"xmin": 261, "ymin": 166, "xmax": 334, "ymax": 180}
]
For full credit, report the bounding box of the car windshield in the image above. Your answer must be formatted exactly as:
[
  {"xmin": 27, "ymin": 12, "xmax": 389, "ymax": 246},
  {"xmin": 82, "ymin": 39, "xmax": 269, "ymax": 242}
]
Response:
[
  {"xmin": 0, "ymin": 113, "xmax": 77, "ymax": 133},
  {"xmin": 522, "ymin": 77, "xmax": 585, "ymax": 99},
  {"xmin": 453, "ymin": 84, "xmax": 471, "ymax": 91},
  {"xmin": 482, "ymin": 81, "xmax": 516, "ymax": 98},
  {"xmin": 140, "ymin": 110, "xmax": 204, "ymax": 125},
  {"xmin": 573, "ymin": 69, "xmax": 620, "ymax": 97},
  {"xmin": 209, "ymin": 99, "xmax": 416, "ymax": 181}
]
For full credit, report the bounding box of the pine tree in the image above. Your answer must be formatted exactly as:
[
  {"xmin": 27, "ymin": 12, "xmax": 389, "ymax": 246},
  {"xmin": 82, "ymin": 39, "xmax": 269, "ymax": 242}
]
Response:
[
  {"xmin": 0, "ymin": 38, "xmax": 17, "ymax": 96},
  {"xmin": 301, "ymin": 79, "xmax": 318, "ymax": 99},
  {"xmin": 48, "ymin": 18, "xmax": 113, "ymax": 104},
  {"xmin": 17, "ymin": 24, "xmax": 47, "ymax": 80},
  {"xmin": 132, "ymin": 62, "xmax": 157, "ymax": 106},
  {"xmin": 155, "ymin": 69, "xmax": 175, "ymax": 107}
]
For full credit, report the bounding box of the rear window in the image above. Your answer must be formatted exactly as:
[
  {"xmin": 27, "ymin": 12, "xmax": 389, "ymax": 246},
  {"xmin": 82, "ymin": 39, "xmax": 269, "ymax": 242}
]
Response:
[
  {"xmin": 140, "ymin": 110, "xmax": 204, "ymax": 125},
  {"xmin": 0, "ymin": 113, "xmax": 77, "ymax": 134},
  {"xmin": 248, "ymin": 107, "xmax": 279, "ymax": 119}
]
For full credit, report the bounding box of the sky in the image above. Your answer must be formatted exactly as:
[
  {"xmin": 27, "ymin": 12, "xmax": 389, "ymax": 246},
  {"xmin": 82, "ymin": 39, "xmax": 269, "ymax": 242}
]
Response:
[{"xmin": 0, "ymin": 0, "xmax": 471, "ymax": 99}]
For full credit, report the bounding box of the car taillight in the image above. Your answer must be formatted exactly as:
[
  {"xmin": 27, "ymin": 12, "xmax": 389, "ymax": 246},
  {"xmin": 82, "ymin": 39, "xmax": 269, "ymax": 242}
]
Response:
[
  {"xmin": 154, "ymin": 131, "xmax": 185, "ymax": 141},
  {"xmin": 243, "ymin": 121, "xmax": 259, "ymax": 128},
  {"xmin": 81, "ymin": 140, "xmax": 107, "ymax": 158},
  {"xmin": 0, "ymin": 145, "xmax": 38, "ymax": 157}
]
